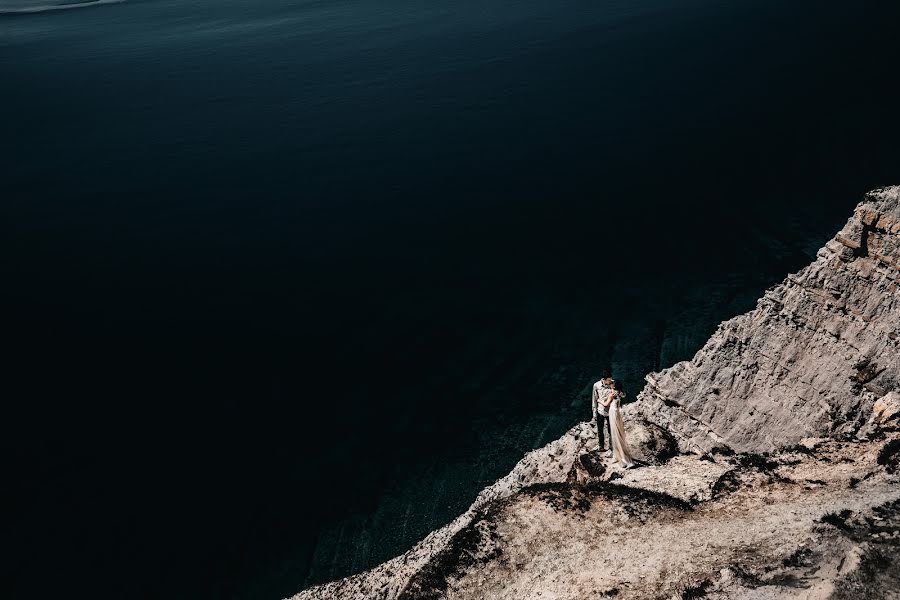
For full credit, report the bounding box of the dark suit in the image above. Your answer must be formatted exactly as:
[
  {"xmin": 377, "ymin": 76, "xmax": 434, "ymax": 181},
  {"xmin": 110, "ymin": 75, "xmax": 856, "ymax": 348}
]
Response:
[{"xmin": 594, "ymin": 411, "xmax": 612, "ymax": 451}]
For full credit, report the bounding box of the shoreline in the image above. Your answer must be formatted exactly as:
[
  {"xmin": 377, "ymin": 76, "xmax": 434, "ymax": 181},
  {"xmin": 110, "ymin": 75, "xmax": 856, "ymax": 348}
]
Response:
[{"xmin": 0, "ymin": 0, "xmax": 123, "ymax": 15}]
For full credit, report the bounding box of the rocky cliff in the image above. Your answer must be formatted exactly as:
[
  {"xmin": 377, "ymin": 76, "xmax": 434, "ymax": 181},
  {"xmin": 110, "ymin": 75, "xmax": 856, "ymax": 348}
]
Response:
[
  {"xmin": 634, "ymin": 186, "xmax": 900, "ymax": 454},
  {"xmin": 289, "ymin": 187, "xmax": 900, "ymax": 600}
]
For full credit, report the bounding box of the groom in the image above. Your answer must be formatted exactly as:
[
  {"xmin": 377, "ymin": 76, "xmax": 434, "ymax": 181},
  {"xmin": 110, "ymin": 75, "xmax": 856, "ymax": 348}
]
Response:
[{"xmin": 591, "ymin": 373, "xmax": 615, "ymax": 457}]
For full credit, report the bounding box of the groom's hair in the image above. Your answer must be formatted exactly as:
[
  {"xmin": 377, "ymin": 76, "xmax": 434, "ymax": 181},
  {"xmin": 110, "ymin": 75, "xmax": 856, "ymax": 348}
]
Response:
[{"xmin": 601, "ymin": 368, "xmax": 612, "ymax": 379}]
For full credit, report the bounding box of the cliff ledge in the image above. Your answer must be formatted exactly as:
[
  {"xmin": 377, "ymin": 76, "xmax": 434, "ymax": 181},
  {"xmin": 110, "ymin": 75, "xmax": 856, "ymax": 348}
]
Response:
[{"xmin": 291, "ymin": 187, "xmax": 900, "ymax": 600}]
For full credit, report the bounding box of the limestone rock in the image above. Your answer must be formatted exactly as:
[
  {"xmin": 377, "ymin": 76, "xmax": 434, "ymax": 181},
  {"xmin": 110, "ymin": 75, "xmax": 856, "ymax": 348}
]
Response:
[
  {"xmin": 293, "ymin": 433, "xmax": 900, "ymax": 600},
  {"xmin": 291, "ymin": 422, "xmax": 597, "ymax": 600},
  {"xmin": 612, "ymin": 454, "xmax": 731, "ymax": 503},
  {"xmin": 622, "ymin": 412, "xmax": 680, "ymax": 464},
  {"xmin": 288, "ymin": 188, "xmax": 900, "ymax": 600},
  {"xmin": 632, "ymin": 187, "xmax": 900, "ymax": 453},
  {"xmin": 873, "ymin": 391, "xmax": 900, "ymax": 425}
]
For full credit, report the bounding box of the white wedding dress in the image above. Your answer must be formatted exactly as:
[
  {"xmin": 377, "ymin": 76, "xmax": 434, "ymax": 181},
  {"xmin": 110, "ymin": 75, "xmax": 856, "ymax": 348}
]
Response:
[{"xmin": 609, "ymin": 395, "xmax": 636, "ymax": 468}]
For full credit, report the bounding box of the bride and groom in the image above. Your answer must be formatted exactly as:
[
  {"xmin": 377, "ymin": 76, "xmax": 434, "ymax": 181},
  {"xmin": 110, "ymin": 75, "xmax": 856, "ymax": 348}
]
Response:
[{"xmin": 591, "ymin": 375, "xmax": 637, "ymax": 468}]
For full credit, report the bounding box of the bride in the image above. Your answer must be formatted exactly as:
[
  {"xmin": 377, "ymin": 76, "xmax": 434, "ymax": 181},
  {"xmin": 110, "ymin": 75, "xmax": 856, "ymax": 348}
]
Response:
[{"xmin": 605, "ymin": 382, "xmax": 637, "ymax": 468}]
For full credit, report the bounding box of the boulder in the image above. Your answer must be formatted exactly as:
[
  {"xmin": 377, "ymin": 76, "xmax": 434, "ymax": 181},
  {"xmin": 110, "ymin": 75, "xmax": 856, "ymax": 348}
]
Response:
[{"xmin": 873, "ymin": 391, "xmax": 900, "ymax": 425}]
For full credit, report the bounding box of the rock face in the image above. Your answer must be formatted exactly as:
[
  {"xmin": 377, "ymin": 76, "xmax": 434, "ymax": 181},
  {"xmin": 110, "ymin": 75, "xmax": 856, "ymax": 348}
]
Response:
[
  {"xmin": 289, "ymin": 188, "xmax": 900, "ymax": 600},
  {"xmin": 634, "ymin": 186, "xmax": 900, "ymax": 453}
]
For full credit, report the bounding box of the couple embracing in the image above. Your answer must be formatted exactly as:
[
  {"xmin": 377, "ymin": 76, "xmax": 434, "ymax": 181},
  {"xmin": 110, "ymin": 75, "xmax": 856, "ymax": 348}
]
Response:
[{"xmin": 591, "ymin": 374, "xmax": 636, "ymax": 468}]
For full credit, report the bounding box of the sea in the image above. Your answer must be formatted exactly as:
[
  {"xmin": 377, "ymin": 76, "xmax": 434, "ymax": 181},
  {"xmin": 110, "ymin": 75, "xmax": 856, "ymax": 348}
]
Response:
[{"xmin": 3, "ymin": 0, "xmax": 900, "ymax": 598}]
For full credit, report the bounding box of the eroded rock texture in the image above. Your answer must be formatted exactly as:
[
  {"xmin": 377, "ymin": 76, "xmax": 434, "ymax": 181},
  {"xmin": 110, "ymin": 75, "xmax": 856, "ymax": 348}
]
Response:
[
  {"xmin": 289, "ymin": 188, "xmax": 900, "ymax": 600},
  {"xmin": 291, "ymin": 423, "xmax": 600, "ymax": 600},
  {"xmin": 634, "ymin": 186, "xmax": 900, "ymax": 453}
]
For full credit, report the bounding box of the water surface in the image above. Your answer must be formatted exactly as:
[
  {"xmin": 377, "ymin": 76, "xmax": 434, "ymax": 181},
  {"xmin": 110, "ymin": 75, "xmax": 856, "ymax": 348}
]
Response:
[{"xmin": 3, "ymin": 1, "xmax": 900, "ymax": 598}]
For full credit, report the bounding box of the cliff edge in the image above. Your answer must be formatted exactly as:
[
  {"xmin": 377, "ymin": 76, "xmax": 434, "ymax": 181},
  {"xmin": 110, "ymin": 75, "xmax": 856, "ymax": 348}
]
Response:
[
  {"xmin": 290, "ymin": 187, "xmax": 900, "ymax": 600},
  {"xmin": 634, "ymin": 186, "xmax": 900, "ymax": 454}
]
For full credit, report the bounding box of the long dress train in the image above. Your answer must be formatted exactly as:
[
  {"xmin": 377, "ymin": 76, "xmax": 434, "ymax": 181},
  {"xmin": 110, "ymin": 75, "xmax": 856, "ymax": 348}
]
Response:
[{"xmin": 610, "ymin": 396, "xmax": 636, "ymax": 468}]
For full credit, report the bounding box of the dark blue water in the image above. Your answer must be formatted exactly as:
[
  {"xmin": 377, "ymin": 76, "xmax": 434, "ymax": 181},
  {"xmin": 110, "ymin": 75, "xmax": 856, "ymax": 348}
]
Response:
[{"xmin": 3, "ymin": 0, "xmax": 900, "ymax": 598}]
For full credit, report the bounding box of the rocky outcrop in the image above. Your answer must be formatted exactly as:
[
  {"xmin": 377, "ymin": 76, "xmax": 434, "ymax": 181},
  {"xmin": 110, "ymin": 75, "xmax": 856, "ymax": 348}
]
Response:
[
  {"xmin": 292, "ymin": 423, "xmax": 600, "ymax": 600},
  {"xmin": 294, "ymin": 431, "xmax": 900, "ymax": 600},
  {"xmin": 633, "ymin": 186, "xmax": 900, "ymax": 454},
  {"xmin": 289, "ymin": 188, "xmax": 900, "ymax": 600},
  {"xmin": 872, "ymin": 391, "xmax": 900, "ymax": 426},
  {"xmin": 399, "ymin": 435, "xmax": 900, "ymax": 600}
]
